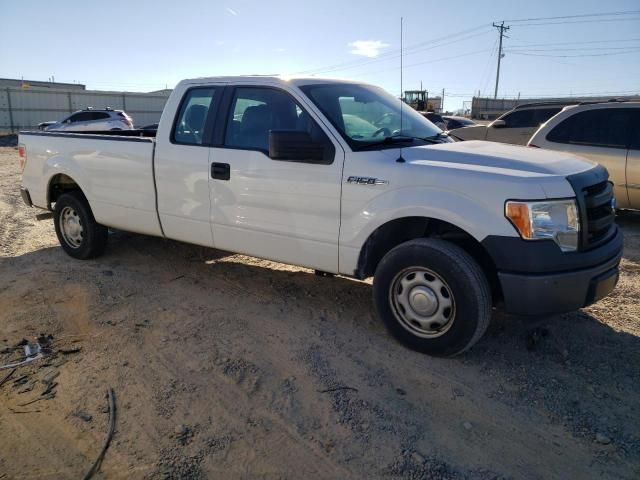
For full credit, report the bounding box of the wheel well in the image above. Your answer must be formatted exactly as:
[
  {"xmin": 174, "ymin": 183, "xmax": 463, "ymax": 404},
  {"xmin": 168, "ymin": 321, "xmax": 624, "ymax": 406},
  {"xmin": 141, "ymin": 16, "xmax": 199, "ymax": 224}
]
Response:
[
  {"xmin": 355, "ymin": 217, "xmax": 502, "ymax": 301},
  {"xmin": 48, "ymin": 174, "xmax": 82, "ymax": 207}
]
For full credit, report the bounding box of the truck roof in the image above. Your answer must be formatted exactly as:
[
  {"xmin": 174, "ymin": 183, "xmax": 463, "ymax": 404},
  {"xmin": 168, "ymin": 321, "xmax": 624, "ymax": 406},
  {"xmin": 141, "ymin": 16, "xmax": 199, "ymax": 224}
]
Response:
[{"xmin": 178, "ymin": 75, "xmax": 371, "ymax": 88}]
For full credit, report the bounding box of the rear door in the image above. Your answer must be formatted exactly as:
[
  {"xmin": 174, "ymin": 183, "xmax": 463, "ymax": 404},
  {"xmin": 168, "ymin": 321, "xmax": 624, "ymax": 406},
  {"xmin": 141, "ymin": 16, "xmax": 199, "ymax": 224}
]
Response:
[
  {"xmin": 89, "ymin": 112, "xmax": 112, "ymax": 130},
  {"xmin": 486, "ymin": 107, "xmax": 561, "ymax": 145},
  {"xmin": 626, "ymin": 108, "xmax": 640, "ymax": 208},
  {"xmin": 154, "ymin": 85, "xmax": 224, "ymax": 247},
  {"xmin": 207, "ymin": 85, "xmax": 344, "ymax": 271}
]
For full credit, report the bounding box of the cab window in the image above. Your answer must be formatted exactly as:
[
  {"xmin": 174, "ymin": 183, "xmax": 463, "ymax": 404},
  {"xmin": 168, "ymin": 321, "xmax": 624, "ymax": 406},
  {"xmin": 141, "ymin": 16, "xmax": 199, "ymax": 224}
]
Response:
[
  {"xmin": 498, "ymin": 110, "xmax": 536, "ymax": 128},
  {"xmin": 224, "ymin": 87, "xmax": 325, "ymax": 153}
]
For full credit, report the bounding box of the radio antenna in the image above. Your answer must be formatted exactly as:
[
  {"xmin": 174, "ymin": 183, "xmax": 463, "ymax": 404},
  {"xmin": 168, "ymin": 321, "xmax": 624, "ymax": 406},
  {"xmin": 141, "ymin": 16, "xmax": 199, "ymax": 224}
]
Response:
[
  {"xmin": 397, "ymin": 17, "xmax": 406, "ymax": 163},
  {"xmin": 400, "ymin": 17, "xmax": 403, "ymax": 134}
]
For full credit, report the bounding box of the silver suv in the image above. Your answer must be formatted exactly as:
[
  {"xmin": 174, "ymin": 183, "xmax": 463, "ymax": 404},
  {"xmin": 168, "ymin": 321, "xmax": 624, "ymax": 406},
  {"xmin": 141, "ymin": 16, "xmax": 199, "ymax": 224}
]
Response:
[{"xmin": 41, "ymin": 108, "xmax": 134, "ymax": 132}]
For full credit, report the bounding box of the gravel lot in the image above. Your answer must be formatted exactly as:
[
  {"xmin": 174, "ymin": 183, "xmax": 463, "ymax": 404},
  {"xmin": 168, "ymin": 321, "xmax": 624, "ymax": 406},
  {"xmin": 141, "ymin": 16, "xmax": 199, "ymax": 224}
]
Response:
[{"xmin": 1, "ymin": 145, "xmax": 639, "ymax": 479}]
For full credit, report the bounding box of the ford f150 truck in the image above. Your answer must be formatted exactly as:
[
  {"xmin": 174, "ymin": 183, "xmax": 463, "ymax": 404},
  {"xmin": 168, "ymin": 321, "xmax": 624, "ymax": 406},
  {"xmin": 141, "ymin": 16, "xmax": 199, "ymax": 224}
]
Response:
[{"xmin": 18, "ymin": 76, "xmax": 623, "ymax": 356}]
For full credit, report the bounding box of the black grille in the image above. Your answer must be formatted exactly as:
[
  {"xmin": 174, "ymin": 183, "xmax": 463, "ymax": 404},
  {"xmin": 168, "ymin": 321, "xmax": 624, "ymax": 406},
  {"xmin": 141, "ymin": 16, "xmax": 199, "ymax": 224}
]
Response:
[{"xmin": 567, "ymin": 165, "xmax": 616, "ymax": 250}]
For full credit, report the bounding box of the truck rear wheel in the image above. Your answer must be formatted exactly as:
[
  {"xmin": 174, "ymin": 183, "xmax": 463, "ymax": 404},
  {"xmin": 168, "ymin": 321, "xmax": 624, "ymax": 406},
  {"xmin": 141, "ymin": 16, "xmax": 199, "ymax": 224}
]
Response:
[
  {"xmin": 373, "ymin": 238, "xmax": 491, "ymax": 356},
  {"xmin": 53, "ymin": 191, "xmax": 108, "ymax": 259}
]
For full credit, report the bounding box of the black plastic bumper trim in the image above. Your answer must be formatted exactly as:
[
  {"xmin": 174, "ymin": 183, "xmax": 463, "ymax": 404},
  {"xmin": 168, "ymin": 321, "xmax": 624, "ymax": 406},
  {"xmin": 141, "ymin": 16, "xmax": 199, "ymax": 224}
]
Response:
[
  {"xmin": 498, "ymin": 251, "xmax": 622, "ymax": 316},
  {"xmin": 481, "ymin": 227, "xmax": 623, "ymax": 274}
]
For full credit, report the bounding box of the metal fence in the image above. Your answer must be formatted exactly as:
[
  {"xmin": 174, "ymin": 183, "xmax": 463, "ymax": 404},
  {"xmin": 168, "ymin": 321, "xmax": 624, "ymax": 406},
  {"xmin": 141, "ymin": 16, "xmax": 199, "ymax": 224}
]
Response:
[{"xmin": 0, "ymin": 87, "xmax": 171, "ymax": 132}]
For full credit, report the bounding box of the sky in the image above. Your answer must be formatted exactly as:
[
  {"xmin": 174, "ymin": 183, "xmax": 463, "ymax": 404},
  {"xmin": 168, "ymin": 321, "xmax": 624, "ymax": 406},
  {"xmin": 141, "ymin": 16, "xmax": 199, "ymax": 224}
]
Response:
[{"xmin": 1, "ymin": 0, "xmax": 639, "ymax": 111}]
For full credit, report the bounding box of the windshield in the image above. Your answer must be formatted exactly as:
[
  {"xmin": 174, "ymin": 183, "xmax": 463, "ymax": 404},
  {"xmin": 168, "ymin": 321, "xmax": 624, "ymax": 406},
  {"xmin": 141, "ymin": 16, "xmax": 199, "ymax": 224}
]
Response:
[{"xmin": 299, "ymin": 83, "xmax": 443, "ymax": 149}]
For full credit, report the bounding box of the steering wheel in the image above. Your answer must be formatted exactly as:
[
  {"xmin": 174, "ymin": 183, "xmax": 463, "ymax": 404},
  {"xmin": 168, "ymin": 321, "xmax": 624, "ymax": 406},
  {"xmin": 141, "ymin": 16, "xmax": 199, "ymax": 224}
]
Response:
[{"xmin": 372, "ymin": 127, "xmax": 391, "ymax": 137}]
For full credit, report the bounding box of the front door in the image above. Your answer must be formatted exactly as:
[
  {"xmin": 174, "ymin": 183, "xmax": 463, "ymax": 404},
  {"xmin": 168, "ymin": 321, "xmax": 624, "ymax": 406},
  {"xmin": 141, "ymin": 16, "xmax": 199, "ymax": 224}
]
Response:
[
  {"xmin": 487, "ymin": 107, "xmax": 562, "ymax": 145},
  {"xmin": 208, "ymin": 86, "xmax": 344, "ymax": 272}
]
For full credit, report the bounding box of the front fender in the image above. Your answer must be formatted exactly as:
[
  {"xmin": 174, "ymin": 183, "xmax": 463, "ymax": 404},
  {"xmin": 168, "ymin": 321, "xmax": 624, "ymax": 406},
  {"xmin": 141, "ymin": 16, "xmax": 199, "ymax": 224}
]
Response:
[{"xmin": 338, "ymin": 186, "xmax": 522, "ymax": 275}]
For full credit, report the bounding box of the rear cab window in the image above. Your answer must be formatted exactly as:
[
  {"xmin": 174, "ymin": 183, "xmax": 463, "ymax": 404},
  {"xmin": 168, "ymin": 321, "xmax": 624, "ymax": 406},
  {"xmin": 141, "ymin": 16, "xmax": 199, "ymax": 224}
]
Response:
[{"xmin": 172, "ymin": 87, "xmax": 218, "ymax": 145}]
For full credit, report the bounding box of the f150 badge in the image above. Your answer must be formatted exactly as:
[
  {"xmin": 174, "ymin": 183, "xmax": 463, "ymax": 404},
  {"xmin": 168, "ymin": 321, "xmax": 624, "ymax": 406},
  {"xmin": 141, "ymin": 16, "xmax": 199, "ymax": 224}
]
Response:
[{"xmin": 347, "ymin": 176, "xmax": 388, "ymax": 186}]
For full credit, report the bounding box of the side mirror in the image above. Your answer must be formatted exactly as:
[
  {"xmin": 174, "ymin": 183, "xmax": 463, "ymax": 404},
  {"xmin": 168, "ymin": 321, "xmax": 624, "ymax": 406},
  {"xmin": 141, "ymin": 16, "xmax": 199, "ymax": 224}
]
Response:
[
  {"xmin": 269, "ymin": 130, "xmax": 330, "ymax": 164},
  {"xmin": 491, "ymin": 119, "xmax": 506, "ymax": 129}
]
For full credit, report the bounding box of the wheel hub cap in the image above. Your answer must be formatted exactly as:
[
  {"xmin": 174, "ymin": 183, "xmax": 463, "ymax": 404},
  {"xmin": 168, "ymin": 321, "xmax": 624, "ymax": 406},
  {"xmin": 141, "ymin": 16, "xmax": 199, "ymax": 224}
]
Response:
[
  {"xmin": 408, "ymin": 286, "xmax": 438, "ymax": 316},
  {"xmin": 389, "ymin": 267, "xmax": 456, "ymax": 338},
  {"xmin": 59, "ymin": 206, "xmax": 83, "ymax": 248}
]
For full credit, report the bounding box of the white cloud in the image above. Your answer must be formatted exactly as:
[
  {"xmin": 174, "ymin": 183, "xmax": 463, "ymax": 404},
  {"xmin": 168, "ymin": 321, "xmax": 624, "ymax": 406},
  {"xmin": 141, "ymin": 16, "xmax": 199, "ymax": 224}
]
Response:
[
  {"xmin": 274, "ymin": 47, "xmax": 286, "ymax": 53},
  {"xmin": 225, "ymin": 7, "xmax": 238, "ymax": 16},
  {"xmin": 348, "ymin": 40, "xmax": 389, "ymax": 58}
]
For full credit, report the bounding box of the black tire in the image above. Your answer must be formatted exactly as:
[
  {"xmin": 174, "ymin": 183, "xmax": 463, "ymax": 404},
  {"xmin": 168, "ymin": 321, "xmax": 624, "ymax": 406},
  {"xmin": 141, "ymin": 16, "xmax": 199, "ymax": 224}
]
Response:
[
  {"xmin": 373, "ymin": 238, "xmax": 491, "ymax": 357},
  {"xmin": 53, "ymin": 191, "xmax": 108, "ymax": 259}
]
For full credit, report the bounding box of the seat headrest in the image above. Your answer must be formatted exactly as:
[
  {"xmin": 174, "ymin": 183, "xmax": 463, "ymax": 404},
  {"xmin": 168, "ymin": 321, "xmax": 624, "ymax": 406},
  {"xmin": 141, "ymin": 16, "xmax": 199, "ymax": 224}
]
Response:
[
  {"xmin": 241, "ymin": 104, "xmax": 271, "ymax": 130},
  {"xmin": 185, "ymin": 104, "xmax": 208, "ymax": 129}
]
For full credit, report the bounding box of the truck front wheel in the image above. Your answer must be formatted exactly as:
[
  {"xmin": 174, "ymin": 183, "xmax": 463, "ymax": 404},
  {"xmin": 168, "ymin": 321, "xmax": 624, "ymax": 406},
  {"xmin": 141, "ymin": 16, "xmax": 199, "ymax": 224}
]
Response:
[
  {"xmin": 373, "ymin": 238, "xmax": 491, "ymax": 357},
  {"xmin": 53, "ymin": 191, "xmax": 108, "ymax": 259}
]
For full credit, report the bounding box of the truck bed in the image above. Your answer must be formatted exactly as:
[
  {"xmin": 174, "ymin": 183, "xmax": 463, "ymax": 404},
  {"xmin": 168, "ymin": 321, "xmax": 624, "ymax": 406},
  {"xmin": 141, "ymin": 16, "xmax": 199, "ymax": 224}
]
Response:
[{"xmin": 19, "ymin": 130, "xmax": 163, "ymax": 237}]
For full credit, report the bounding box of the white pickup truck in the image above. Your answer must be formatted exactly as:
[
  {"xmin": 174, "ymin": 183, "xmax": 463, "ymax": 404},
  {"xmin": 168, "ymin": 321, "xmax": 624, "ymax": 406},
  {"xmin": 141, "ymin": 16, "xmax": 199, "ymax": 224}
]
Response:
[{"xmin": 18, "ymin": 76, "xmax": 623, "ymax": 356}]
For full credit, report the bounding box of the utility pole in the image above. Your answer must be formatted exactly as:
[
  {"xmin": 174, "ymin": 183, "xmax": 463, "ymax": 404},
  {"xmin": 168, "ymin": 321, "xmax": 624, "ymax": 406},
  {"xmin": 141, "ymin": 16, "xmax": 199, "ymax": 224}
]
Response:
[
  {"xmin": 441, "ymin": 88, "xmax": 445, "ymax": 113},
  {"xmin": 492, "ymin": 21, "xmax": 510, "ymax": 99}
]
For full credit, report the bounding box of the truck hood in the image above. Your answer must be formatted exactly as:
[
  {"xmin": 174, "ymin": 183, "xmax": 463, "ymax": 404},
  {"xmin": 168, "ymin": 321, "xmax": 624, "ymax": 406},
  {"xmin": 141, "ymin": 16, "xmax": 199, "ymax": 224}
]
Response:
[{"xmin": 401, "ymin": 140, "xmax": 595, "ymax": 177}]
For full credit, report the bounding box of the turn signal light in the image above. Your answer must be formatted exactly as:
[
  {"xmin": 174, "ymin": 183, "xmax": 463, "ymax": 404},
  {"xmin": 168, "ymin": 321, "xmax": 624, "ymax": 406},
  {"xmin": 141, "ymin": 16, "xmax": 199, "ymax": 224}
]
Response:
[{"xmin": 505, "ymin": 202, "xmax": 532, "ymax": 238}]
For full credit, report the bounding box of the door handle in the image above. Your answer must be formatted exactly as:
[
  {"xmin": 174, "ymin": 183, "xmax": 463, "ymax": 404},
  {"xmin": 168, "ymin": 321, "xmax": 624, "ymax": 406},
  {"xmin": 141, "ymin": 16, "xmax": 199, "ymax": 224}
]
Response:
[{"xmin": 211, "ymin": 162, "xmax": 230, "ymax": 180}]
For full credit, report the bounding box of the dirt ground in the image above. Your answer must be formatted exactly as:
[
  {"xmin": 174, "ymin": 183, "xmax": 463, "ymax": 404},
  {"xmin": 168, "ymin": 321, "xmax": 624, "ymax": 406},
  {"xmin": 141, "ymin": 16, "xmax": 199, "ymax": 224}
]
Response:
[{"xmin": 0, "ymin": 145, "xmax": 639, "ymax": 479}]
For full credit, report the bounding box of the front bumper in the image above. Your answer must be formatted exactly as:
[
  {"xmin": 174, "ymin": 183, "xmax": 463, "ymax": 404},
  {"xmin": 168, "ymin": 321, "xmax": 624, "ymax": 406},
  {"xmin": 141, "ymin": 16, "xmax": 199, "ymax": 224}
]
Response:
[
  {"xmin": 20, "ymin": 186, "xmax": 33, "ymax": 207},
  {"xmin": 484, "ymin": 227, "xmax": 623, "ymax": 316}
]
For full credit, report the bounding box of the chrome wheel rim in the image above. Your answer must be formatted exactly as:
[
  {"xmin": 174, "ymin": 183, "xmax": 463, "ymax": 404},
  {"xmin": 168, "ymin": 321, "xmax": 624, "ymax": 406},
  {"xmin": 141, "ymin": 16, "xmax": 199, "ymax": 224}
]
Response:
[
  {"xmin": 389, "ymin": 267, "xmax": 455, "ymax": 338},
  {"xmin": 59, "ymin": 206, "xmax": 83, "ymax": 248}
]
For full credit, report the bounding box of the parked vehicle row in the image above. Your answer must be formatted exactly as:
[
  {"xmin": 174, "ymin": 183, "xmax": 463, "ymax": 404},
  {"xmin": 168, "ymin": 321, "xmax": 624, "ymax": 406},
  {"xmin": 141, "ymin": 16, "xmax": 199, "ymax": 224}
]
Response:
[
  {"xmin": 421, "ymin": 112, "xmax": 478, "ymax": 131},
  {"xmin": 448, "ymin": 100, "xmax": 639, "ymax": 210},
  {"xmin": 451, "ymin": 102, "xmax": 570, "ymax": 145},
  {"xmin": 18, "ymin": 76, "xmax": 622, "ymax": 357}
]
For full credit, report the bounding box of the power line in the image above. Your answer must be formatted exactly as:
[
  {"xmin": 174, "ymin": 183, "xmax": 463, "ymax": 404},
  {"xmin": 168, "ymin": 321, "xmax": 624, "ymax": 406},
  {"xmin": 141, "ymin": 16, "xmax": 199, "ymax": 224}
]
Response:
[
  {"xmin": 508, "ymin": 46, "xmax": 640, "ymax": 52},
  {"xmin": 487, "ymin": 89, "xmax": 639, "ymax": 98},
  {"xmin": 508, "ymin": 48, "xmax": 640, "ymax": 58},
  {"xmin": 508, "ymin": 38, "xmax": 640, "ymax": 47},
  {"xmin": 477, "ymin": 37, "xmax": 499, "ymax": 97},
  {"xmin": 341, "ymin": 48, "xmax": 493, "ymax": 79},
  {"xmin": 295, "ymin": 30, "xmax": 492, "ymax": 76},
  {"xmin": 502, "ymin": 10, "xmax": 640, "ymax": 23},
  {"xmin": 514, "ymin": 17, "xmax": 640, "ymax": 27},
  {"xmin": 292, "ymin": 24, "xmax": 492, "ymax": 75}
]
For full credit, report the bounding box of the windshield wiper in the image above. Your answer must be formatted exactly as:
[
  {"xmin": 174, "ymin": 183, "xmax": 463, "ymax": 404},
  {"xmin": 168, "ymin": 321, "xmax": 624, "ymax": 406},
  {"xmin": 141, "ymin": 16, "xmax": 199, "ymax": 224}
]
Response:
[
  {"xmin": 358, "ymin": 135, "xmax": 415, "ymax": 150},
  {"xmin": 421, "ymin": 132, "xmax": 450, "ymax": 143}
]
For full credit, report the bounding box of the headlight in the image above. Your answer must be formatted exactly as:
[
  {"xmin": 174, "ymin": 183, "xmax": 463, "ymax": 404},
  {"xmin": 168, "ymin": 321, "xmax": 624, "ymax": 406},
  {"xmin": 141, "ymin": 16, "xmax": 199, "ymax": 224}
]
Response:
[{"xmin": 505, "ymin": 199, "xmax": 580, "ymax": 252}]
